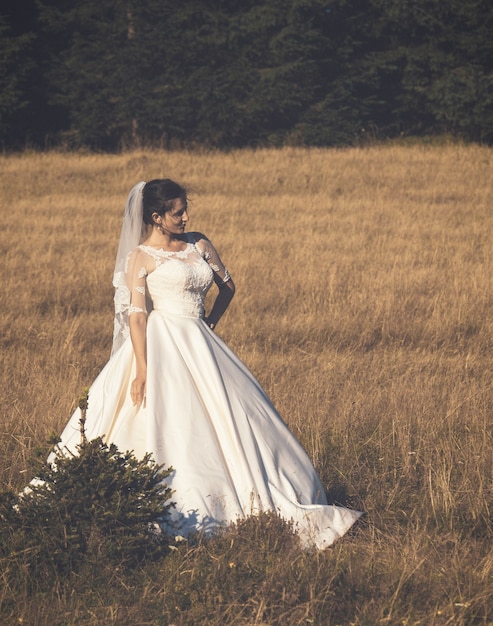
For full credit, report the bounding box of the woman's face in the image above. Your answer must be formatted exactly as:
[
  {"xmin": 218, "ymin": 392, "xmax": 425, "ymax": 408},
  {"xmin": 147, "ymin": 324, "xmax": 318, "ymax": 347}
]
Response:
[{"xmin": 160, "ymin": 197, "xmax": 189, "ymax": 234}]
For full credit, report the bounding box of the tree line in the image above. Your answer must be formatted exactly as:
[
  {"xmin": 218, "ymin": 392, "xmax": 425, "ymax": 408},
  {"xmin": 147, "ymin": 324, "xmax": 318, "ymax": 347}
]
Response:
[{"xmin": 1, "ymin": 0, "xmax": 492, "ymax": 151}]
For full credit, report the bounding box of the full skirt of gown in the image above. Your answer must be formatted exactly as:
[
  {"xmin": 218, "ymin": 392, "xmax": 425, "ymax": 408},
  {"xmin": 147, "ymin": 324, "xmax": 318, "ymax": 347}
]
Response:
[{"xmin": 55, "ymin": 310, "xmax": 362, "ymax": 549}]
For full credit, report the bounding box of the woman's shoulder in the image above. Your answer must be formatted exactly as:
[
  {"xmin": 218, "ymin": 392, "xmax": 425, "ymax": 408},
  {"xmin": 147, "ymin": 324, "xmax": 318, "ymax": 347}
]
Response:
[
  {"xmin": 127, "ymin": 244, "xmax": 159, "ymax": 265},
  {"xmin": 129, "ymin": 244, "xmax": 151, "ymax": 258},
  {"xmin": 186, "ymin": 231, "xmax": 214, "ymax": 253},
  {"xmin": 186, "ymin": 231, "xmax": 210, "ymax": 245}
]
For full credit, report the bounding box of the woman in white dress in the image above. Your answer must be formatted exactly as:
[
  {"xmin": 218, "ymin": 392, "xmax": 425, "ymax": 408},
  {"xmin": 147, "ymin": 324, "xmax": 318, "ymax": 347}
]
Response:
[{"xmin": 56, "ymin": 179, "xmax": 362, "ymax": 549}]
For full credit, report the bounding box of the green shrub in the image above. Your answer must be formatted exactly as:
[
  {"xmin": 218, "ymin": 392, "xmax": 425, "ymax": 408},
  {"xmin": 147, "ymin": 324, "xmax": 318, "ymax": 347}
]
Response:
[{"xmin": 0, "ymin": 392, "xmax": 174, "ymax": 593}]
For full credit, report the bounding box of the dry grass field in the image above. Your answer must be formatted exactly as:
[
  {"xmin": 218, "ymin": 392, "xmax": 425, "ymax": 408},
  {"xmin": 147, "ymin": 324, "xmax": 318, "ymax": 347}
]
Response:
[{"xmin": 0, "ymin": 144, "xmax": 492, "ymax": 624}]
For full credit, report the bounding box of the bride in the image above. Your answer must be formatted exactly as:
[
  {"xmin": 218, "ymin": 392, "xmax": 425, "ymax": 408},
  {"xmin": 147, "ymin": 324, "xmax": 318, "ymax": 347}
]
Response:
[{"xmin": 55, "ymin": 179, "xmax": 362, "ymax": 549}]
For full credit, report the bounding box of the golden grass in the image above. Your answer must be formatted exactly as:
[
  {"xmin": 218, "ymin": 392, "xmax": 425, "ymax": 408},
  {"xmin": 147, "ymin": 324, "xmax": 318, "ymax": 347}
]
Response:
[{"xmin": 1, "ymin": 144, "xmax": 493, "ymax": 624}]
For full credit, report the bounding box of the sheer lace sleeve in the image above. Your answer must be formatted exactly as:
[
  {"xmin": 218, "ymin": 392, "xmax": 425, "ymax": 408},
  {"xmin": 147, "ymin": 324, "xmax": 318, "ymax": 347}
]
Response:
[
  {"xmin": 193, "ymin": 233, "xmax": 232, "ymax": 284},
  {"xmin": 125, "ymin": 247, "xmax": 149, "ymax": 315},
  {"xmin": 111, "ymin": 247, "xmax": 151, "ymax": 356}
]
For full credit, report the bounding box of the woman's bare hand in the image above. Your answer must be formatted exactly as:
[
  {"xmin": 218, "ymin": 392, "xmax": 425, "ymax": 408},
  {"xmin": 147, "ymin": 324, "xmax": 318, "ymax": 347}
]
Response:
[{"xmin": 131, "ymin": 375, "xmax": 146, "ymax": 406}]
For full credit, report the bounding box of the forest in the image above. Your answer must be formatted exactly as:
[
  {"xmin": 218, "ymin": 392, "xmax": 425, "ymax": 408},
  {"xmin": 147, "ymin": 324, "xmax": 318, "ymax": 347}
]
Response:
[{"xmin": 1, "ymin": 0, "xmax": 492, "ymax": 151}]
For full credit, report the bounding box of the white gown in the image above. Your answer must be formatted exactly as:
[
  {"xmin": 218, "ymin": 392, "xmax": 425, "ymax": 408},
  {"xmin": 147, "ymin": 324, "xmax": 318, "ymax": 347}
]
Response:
[{"xmin": 55, "ymin": 233, "xmax": 362, "ymax": 549}]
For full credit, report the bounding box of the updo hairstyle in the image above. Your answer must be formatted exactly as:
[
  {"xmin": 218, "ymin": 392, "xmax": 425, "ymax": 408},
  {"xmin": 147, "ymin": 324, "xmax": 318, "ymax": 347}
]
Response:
[{"xmin": 142, "ymin": 179, "xmax": 187, "ymax": 226}]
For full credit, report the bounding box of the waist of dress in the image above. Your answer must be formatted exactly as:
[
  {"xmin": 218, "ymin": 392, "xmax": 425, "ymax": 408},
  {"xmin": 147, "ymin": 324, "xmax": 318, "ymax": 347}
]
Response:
[{"xmin": 150, "ymin": 302, "xmax": 204, "ymax": 319}]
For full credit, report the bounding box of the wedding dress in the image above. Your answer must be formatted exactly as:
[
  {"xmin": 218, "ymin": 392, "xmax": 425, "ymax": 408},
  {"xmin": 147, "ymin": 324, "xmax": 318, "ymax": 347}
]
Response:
[{"xmin": 55, "ymin": 232, "xmax": 362, "ymax": 549}]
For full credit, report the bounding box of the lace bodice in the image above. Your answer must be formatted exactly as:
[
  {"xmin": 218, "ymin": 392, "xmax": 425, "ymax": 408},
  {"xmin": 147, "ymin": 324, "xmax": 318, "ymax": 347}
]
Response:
[
  {"xmin": 112, "ymin": 233, "xmax": 231, "ymax": 353},
  {"xmin": 138, "ymin": 244, "xmax": 215, "ymax": 317}
]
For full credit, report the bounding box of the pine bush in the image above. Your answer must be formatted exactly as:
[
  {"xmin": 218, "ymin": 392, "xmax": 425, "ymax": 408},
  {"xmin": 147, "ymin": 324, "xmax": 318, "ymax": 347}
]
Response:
[{"xmin": 0, "ymin": 392, "xmax": 174, "ymax": 592}]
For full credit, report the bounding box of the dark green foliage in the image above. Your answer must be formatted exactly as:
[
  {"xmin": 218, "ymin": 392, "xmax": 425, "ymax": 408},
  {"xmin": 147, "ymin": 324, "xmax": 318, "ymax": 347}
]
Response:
[
  {"xmin": 384, "ymin": 0, "xmax": 493, "ymax": 142},
  {"xmin": 0, "ymin": 16, "xmax": 35, "ymax": 147},
  {"xmin": 0, "ymin": 396, "xmax": 174, "ymax": 593},
  {"xmin": 1, "ymin": 0, "xmax": 492, "ymax": 148}
]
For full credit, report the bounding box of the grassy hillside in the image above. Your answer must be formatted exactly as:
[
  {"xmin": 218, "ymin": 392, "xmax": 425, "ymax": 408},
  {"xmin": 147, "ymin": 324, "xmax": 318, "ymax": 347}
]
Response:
[{"xmin": 0, "ymin": 144, "xmax": 492, "ymax": 624}]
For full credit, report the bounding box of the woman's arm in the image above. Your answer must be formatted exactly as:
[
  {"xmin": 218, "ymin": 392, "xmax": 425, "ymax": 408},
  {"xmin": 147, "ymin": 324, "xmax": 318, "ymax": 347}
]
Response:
[
  {"xmin": 125, "ymin": 248, "xmax": 150, "ymax": 405},
  {"xmin": 204, "ymin": 279, "xmax": 236, "ymax": 330},
  {"xmin": 129, "ymin": 312, "xmax": 147, "ymax": 404},
  {"xmin": 195, "ymin": 233, "xmax": 236, "ymax": 330}
]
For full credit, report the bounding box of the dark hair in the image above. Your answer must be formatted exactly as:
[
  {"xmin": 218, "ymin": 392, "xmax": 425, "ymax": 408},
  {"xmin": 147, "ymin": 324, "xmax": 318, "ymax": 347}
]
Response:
[{"xmin": 142, "ymin": 179, "xmax": 187, "ymax": 225}]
